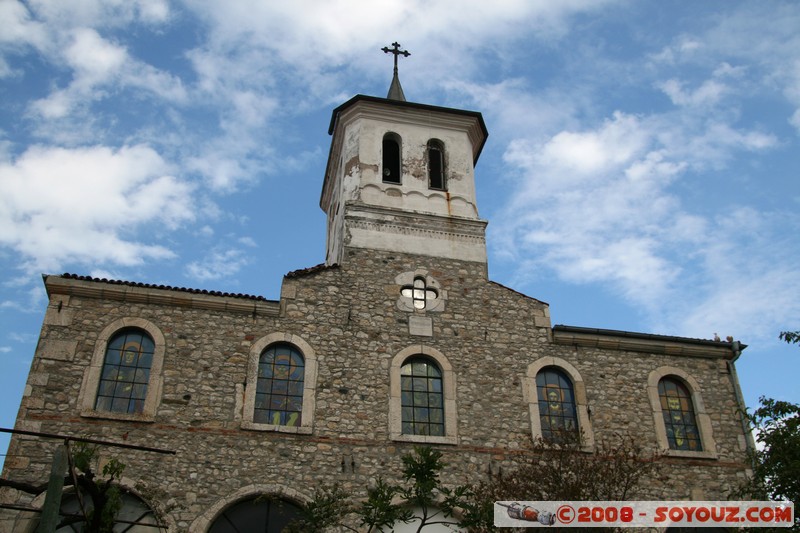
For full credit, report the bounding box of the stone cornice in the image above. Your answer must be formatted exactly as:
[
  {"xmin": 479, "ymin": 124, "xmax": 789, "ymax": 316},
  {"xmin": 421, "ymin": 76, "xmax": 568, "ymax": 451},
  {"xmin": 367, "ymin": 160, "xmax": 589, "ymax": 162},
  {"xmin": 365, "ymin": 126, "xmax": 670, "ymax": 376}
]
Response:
[
  {"xmin": 344, "ymin": 202, "xmax": 488, "ymax": 239},
  {"xmin": 552, "ymin": 325, "xmax": 741, "ymax": 359},
  {"xmin": 44, "ymin": 275, "xmax": 281, "ymax": 316}
]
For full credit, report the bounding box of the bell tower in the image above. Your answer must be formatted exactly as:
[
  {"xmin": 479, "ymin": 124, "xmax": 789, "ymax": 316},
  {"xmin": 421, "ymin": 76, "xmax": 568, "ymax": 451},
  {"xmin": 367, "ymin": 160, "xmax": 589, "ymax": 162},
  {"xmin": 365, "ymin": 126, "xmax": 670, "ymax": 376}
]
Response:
[{"xmin": 320, "ymin": 45, "xmax": 489, "ymax": 268}]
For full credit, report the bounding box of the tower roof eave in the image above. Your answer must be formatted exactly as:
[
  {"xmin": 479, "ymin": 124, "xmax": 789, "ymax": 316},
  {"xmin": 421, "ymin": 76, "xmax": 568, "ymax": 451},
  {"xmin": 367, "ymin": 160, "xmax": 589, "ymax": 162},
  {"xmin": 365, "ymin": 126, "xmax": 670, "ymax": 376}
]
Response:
[{"xmin": 326, "ymin": 95, "xmax": 488, "ymax": 162}]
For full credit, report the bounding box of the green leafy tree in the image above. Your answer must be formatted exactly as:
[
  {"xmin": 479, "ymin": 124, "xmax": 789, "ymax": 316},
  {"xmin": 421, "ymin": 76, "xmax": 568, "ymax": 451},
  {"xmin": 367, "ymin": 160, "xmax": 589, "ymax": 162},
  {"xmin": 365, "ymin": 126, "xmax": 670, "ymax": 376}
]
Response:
[
  {"xmin": 0, "ymin": 443, "xmax": 127, "ymax": 533},
  {"xmin": 463, "ymin": 432, "xmax": 660, "ymax": 532},
  {"xmin": 779, "ymin": 331, "xmax": 800, "ymax": 345},
  {"xmin": 736, "ymin": 330, "xmax": 800, "ymax": 531},
  {"xmin": 289, "ymin": 437, "xmax": 657, "ymax": 532},
  {"xmin": 60, "ymin": 442, "xmax": 127, "ymax": 533},
  {"xmin": 288, "ymin": 446, "xmax": 473, "ymax": 532},
  {"xmin": 743, "ymin": 398, "xmax": 800, "ymax": 503}
]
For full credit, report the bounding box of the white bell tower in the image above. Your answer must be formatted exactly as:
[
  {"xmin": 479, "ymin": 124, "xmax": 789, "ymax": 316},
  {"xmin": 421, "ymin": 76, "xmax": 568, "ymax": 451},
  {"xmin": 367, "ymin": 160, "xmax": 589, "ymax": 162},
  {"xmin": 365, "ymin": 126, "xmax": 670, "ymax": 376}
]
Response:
[{"xmin": 320, "ymin": 45, "xmax": 489, "ymax": 267}]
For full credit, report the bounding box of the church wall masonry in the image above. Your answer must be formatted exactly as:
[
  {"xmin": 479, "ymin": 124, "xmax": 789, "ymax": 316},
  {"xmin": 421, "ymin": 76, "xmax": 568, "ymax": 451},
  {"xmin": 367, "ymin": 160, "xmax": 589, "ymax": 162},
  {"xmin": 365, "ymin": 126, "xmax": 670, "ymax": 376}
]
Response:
[{"xmin": 1, "ymin": 247, "xmax": 750, "ymax": 531}]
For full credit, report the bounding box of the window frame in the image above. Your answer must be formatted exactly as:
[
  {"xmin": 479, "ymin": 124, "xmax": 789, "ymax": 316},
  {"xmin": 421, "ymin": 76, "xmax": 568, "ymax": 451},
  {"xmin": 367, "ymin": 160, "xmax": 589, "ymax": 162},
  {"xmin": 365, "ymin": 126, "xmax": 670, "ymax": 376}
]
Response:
[
  {"xmin": 525, "ymin": 357, "xmax": 594, "ymax": 450},
  {"xmin": 93, "ymin": 328, "xmax": 155, "ymax": 415},
  {"xmin": 79, "ymin": 318, "xmax": 165, "ymax": 422},
  {"xmin": 394, "ymin": 269, "xmax": 446, "ymax": 313},
  {"xmin": 536, "ymin": 367, "xmax": 579, "ymax": 441},
  {"xmin": 427, "ymin": 139, "xmax": 446, "ymax": 190},
  {"xmin": 390, "ymin": 345, "xmax": 457, "ymax": 445},
  {"xmin": 400, "ymin": 356, "xmax": 445, "ymax": 437},
  {"xmin": 253, "ymin": 343, "xmax": 306, "ymax": 428},
  {"xmin": 382, "ymin": 132, "xmax": 402, "ymax": 184},
  {"xmin": 242, "ymin": 333, "xmax": 317, "ymax": 434},
  {"xmin": 658, "ymin": 377, "xmax": 703, "ymax": 452},
  {"xmin": 647, "ymin": 366, "xmax": 718, "ymax": 459}
]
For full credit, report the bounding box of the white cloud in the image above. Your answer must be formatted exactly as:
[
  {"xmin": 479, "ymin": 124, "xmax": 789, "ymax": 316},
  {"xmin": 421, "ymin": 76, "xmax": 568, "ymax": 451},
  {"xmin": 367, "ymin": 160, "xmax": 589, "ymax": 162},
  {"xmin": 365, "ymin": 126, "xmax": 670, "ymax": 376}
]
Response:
[
  {"xmin": 66, "ymin": 27, "xmax": 127, "ymax": 85},
  {"xmin": 493, "ymin": 77, "xmax": 788, "ymax": 318},
  {"xmin": 24, "ymin": 26, "xmax": 185, "ymax": 121},
  {"xmin": 136, "ymin": 0, "xmax": 170, "ymax": 24},
  {"xmin": 651, "ymin": 5, "xmax": 800, "ymax": 133},
  {"xmin": 664, "ymin": 209, "xmax": 800, "ymax": 341},
  {"xmin": 538, "ymin": 112, "xmax": 648, "ymax": 176},
  {"xmin": 497, "ymin": 113, "xmax": 688, "ymax": 308},
  {"xmin": 0, "ymin": 144, "xmax": 196, "ymax": 272},
  {"xmin": 659, "ymin": 78, "xmax": 727, "ymax": 107},
  {"xmin": 182, "ymin": 0, "xmax": 621, "ymax": 109},
  {"xmin": 186, "ymin": 152, "xmax": 257, "ymax": 192},
  {"xmin": 186, "ymin": 248, "xmax": 249, "ymax": 282},
  {"xmin": 445, "ymin": 79, "xmax": 583, "ymax": 143},
  {"xmin": 0, "ymin": 1, "xmax": 48, "ymax": 51},
  {"xmin": 186, "ymin": 0, "xmax": 611, "ymax": 62},
  {"xmin": 24, "ymin": 0, "xmax": 171, "ymax": 28},
  {"xmin": 0, "ymin": 285, "xmax": 46, "ymax": 313}
]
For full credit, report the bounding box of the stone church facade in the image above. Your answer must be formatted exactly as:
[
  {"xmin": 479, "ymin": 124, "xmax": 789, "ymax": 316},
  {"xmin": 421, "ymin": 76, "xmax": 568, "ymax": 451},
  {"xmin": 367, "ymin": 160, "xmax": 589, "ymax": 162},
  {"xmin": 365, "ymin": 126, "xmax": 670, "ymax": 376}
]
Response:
[{"xmin": 1, "ymin": 86, "xmax": 753, "ymax": 531}]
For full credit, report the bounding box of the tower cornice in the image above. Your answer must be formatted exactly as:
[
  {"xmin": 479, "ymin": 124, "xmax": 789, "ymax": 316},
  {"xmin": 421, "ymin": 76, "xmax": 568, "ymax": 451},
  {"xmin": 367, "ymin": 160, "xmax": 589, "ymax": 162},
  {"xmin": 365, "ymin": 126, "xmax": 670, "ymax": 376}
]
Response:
[{"xmin": 327, "ymin": 95, "xmax": 488, "ymax": 161}]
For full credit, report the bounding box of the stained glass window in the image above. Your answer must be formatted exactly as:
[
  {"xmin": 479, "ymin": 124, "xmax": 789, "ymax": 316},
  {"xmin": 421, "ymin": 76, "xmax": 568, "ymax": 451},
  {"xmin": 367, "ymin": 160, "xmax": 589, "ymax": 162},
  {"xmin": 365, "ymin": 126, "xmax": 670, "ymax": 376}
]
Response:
[
  {"xmin": 401, "ymin": 357, "xmax": 444, "ymax": 436},
  {"xmin": 659, "ymin": 377, "xmax": 703, "ymax": 451},
  {"xmin": 95, "ymin": 329, "xmax": 154, "ymax": 414},
  {"xmin": 536, "ymin": 367, "xmax": 578, "ymax": 440},
  {"xmin": 254, "ymin": 344, "xmax": 305, "ymax": 427}
]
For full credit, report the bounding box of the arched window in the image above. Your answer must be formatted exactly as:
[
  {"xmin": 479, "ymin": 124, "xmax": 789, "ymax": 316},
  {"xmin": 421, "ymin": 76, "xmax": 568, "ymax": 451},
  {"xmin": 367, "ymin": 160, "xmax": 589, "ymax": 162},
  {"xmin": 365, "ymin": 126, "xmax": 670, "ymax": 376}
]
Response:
[
  {"xmin": 536, "ymin": 367, "xmax": 578, "ymax": 441},
  {"xmin": 30, "ymin": 489, "xmax": 160, "ymax": 532},
  {"xmin": 80, "ymin": 318, "xmax": 165, "ymax": 422},
  {"xmin": 647, "ymin": 367, "xmax": 716, "ymax": 458},
  {"xmin": 427, "ymin": 139, "xmax": 445, "ymax": 190},
  {"xmin": 390, "ymin": 346, "xmax": 457, "ymax": 445},
  {"xmin": 382, "ymin": 132, "xmax": 402, "ymax": 184},
  {"xmin": 254, "ymin": 343, "xmax": 305, "ymax": 427},
  {"xmin": 401, "ymin": 356, "xmax": 444, "ymax": 437},
  {"xmin": 95, "ymin": 328, "xmax": 154, "ymax": 414},
  {"xmin": 208, "ymin": 496, "xmax": 302, "ymax": 533},
  {"xmin": 658, "ymin": 377, "xmax": 703, "ymax": 451}
]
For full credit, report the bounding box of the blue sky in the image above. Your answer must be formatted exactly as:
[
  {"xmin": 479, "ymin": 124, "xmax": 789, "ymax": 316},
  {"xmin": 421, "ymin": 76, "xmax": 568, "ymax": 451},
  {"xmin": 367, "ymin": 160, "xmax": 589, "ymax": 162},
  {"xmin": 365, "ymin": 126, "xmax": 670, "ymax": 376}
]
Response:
[{"xmin": 1, "ymin": 1, "xmax": 799, "ymax": 459}]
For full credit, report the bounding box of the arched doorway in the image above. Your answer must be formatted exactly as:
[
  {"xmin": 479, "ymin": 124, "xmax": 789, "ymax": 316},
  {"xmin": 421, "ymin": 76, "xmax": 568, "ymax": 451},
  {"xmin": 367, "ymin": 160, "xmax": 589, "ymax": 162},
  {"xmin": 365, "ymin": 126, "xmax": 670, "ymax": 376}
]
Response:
[{"xmin": 208, "ymin": 496, "xmax": 302, "ymax": 533}]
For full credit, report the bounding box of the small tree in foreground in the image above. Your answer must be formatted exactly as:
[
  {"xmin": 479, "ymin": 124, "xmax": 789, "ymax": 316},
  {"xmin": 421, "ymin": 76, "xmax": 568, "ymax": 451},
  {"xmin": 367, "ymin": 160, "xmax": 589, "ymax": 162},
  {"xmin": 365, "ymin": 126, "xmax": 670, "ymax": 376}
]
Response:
[
  {"xmin": 736, "ymin": 331, "xmax": 800, "ymax": 531},
  {"xmin": 463, "ymin": 432, "xmax": 661, "ymax": 532},
  {"xmin": 65, "ymin": 443, "xmax": 127, "ymax": 533},
  {"xmin": 0, "ymin": 442, "xmax": 127, "ymax": 533},
  {"xmin": 739, "ymin": 397, "xmax": 800, "ymax": 531},
  {"xmin": 289, "ymin": 435, "xmax": 659, "ymax": 532},
  {"xmin": 287, "ymin": 446, "xmax": 472, "ymax": 532}
]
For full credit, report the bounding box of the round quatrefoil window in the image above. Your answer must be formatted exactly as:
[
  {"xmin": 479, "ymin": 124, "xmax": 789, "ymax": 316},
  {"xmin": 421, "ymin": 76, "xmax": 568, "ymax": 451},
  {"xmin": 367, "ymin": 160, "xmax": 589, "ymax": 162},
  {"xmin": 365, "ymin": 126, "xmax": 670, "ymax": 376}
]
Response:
[
  {"xmin": 395, "ymin": 270, "xmax": 445, "ymax": 312},
  {"xmin": 401, "ymin": 277, "xmax": 437, "ymax": 309}
]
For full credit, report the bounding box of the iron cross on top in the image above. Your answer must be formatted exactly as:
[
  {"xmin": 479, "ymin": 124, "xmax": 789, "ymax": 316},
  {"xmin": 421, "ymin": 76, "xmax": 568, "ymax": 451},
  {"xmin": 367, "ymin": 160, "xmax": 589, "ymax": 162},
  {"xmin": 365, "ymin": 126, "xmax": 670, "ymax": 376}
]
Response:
[{"xmin": 382, "ymin": 42, "xmax": 410, "ymax": 74}]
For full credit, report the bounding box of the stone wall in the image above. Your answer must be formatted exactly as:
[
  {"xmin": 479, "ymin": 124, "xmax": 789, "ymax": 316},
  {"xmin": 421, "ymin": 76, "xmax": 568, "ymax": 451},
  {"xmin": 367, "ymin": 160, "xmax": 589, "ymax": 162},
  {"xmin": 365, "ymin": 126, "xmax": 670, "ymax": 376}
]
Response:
[{"xmin": 0, "ymin": 248, "xmax": 750, "ymax": 531}]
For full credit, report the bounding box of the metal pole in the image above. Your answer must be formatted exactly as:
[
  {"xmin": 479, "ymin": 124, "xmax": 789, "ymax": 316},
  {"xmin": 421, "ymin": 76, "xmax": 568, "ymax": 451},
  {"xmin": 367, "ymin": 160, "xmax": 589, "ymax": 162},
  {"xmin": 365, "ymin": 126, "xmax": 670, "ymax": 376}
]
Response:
[
  {"xmin": 0, "ymin": 427, "xmax": 175, "ymax": 455},
  {"xmin": 36, "ymin": 442, "xmax": 68, "ymax": 533}
]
